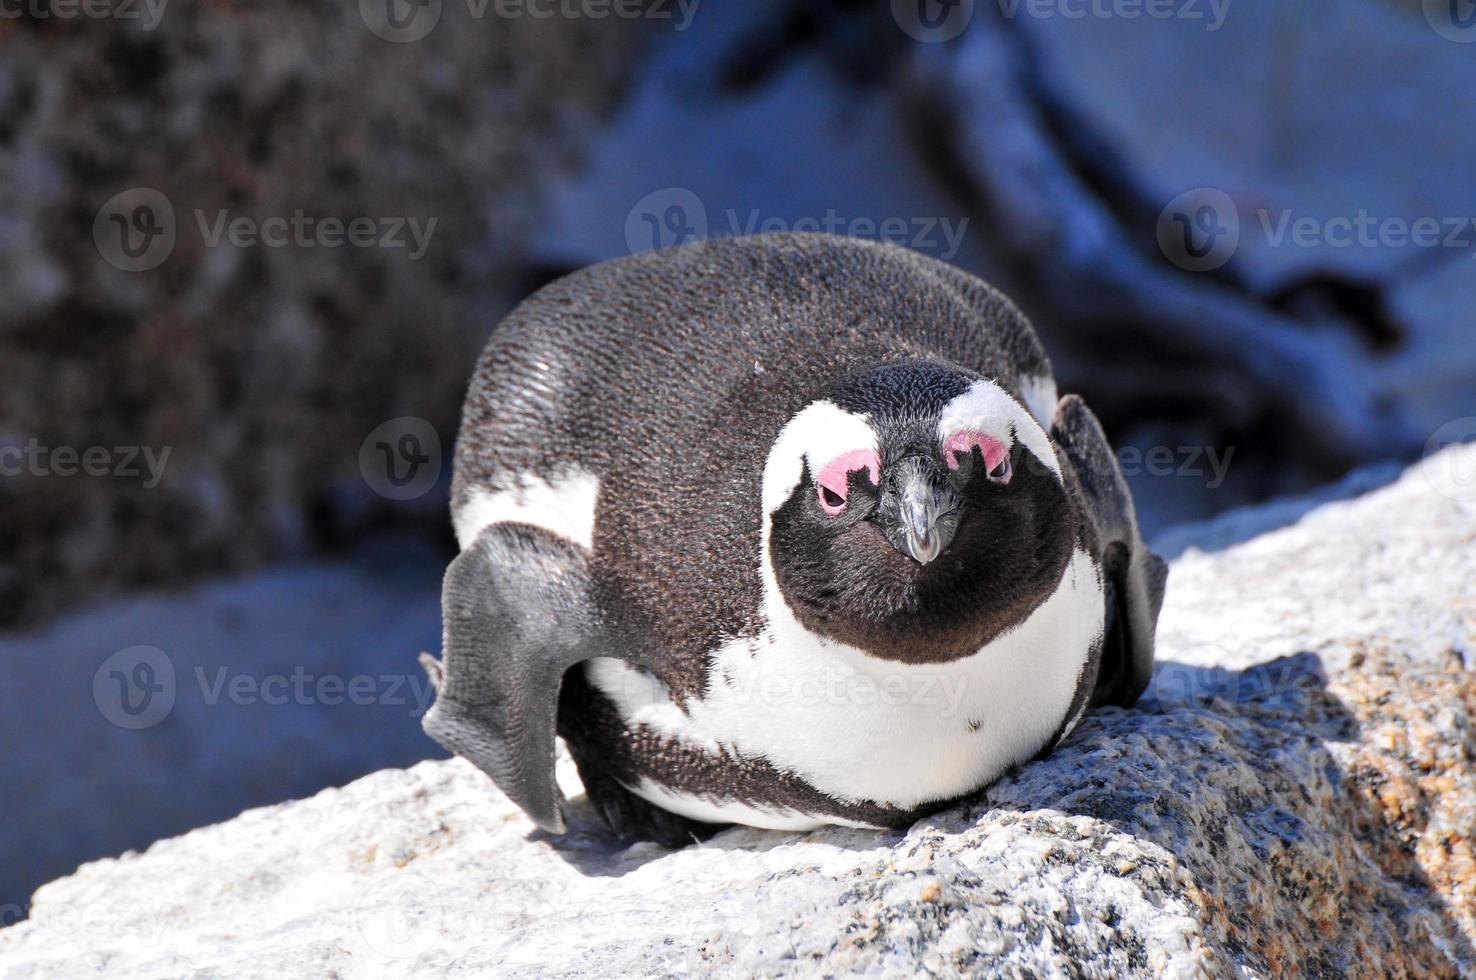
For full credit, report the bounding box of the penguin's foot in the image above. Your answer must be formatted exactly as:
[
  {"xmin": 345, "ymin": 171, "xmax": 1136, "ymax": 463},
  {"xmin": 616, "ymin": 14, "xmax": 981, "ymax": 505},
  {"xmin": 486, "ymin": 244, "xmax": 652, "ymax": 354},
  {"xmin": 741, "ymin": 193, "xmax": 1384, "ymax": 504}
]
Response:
[{"xmin": 578, "ymin": 766, "xmax": 726, "ymax": 849}]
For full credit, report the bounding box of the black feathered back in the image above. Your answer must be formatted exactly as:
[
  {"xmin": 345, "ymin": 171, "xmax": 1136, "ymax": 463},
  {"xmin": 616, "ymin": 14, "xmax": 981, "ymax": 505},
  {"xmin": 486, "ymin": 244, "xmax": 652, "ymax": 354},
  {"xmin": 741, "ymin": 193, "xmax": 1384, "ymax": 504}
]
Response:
[{"xmin": 454, "ymin": 233, "xmax": 1053, "ymax": 697}]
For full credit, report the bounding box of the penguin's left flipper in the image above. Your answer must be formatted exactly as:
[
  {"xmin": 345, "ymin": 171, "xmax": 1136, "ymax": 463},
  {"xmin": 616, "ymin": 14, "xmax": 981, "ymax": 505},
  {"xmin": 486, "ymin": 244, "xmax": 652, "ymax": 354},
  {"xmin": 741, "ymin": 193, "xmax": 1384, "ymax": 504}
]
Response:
[
  {"xmin": 422, "ymin": 522, "xmax": 610, "ymax": 835},
  {"xmin": 1050, "ymin": 395, "xmax": 1169, "ymax": 708}
]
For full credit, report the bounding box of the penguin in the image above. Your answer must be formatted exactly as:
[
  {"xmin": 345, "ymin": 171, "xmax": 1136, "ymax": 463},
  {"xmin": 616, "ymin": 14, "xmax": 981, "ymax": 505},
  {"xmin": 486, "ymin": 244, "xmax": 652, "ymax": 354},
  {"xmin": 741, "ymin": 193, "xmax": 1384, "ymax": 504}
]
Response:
[{"xmin": 422, "ymin": 232, "xmax": 1167, "ymax": 844}]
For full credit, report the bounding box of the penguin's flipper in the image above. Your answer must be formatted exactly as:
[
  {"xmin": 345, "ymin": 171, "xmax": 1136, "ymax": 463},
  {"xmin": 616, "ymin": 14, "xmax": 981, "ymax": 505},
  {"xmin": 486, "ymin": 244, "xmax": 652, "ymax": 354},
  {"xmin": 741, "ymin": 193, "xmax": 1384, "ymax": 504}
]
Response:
[
  {"xmin": 422, "ymin": 522, "xmax": 607, "ymax": 834},
  {"xmin": 1050, "ymin": 395, "xmax": 1168, "ymax": 708}
]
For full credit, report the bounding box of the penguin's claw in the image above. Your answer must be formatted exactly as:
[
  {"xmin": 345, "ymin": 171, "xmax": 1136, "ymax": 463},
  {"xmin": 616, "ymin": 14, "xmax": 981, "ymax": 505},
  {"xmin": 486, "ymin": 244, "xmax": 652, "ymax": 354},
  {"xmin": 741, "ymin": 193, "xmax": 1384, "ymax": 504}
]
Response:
[{"xmin": 580, "ymin": 771, "xmax": 722, "ymax": 848}]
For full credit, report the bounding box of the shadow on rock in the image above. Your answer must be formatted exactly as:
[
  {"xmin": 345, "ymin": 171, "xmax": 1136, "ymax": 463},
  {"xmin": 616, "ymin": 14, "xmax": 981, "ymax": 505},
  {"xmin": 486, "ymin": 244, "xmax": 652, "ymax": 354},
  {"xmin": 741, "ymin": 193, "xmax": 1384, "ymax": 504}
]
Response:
[
  {"xmin": 532, "ymin": 797, "xmax": 899, "ymax": 880},
  {"xmin": 972, "ymin": 652, "xmax": 1476, "ymax": 976},
  {"xmin": 527, "ymin": 651, "xmax": 1474, "ymax": 975}
]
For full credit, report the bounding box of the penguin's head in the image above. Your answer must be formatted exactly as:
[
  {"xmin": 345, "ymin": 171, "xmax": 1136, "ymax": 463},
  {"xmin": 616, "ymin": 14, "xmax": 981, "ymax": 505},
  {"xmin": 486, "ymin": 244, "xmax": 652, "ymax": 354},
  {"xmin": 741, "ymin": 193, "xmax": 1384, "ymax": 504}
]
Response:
[{"xmin": 763, "ymin": 361, "xmax": 1078, "ymax": 664}]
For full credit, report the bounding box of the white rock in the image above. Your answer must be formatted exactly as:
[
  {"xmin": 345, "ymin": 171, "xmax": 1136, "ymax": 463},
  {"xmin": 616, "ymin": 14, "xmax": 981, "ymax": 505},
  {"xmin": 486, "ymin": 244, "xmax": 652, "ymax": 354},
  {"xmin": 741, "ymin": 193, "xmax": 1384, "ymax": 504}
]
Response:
[{"xmin": 2, "ymin": 447, "xmax": 1474, "ymax": 977}]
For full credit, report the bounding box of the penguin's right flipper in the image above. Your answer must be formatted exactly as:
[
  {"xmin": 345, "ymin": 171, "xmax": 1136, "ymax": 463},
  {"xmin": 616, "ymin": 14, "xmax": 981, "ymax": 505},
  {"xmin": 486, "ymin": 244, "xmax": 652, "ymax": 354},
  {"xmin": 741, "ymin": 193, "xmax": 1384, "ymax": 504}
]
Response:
[
  {"xmin": 1050, "ymin": 395, "xmax": 1169, "ymax": 709},
  {"xmin": 422, "ymin": 522, "xmax": 608, "ymax": 834}
]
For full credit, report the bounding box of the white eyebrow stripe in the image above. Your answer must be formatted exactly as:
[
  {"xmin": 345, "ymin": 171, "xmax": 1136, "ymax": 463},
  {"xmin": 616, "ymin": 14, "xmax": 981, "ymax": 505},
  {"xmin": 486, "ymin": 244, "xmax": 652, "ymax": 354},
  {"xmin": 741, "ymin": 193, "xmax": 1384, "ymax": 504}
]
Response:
[
  {"xmin": 763, "ymin": 400, "xmax": 879, "ymax": 517},
  {"xmin": 938, "ymin": 380, "xmax": 1060, "ymax": 480}
]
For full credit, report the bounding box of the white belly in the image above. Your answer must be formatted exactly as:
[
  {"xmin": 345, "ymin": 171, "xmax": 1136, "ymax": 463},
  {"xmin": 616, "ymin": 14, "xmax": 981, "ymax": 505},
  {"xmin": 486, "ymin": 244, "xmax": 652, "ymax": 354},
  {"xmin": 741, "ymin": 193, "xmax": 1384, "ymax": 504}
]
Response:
[{"xmin": 586, "ymin": 548, "xmax": 1105, "ymax": 819}]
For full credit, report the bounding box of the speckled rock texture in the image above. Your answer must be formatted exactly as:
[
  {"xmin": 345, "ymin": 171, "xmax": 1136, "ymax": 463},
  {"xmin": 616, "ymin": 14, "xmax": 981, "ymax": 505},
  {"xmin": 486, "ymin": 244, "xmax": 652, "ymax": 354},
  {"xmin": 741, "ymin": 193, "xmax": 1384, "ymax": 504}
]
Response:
[
  {"xmin": 2, "ymin": 446, "xmax": 1473, "ymax": 977},
  {"xmin": 0, "ymin": 7, "xmax": 642, "ymax": 625}
]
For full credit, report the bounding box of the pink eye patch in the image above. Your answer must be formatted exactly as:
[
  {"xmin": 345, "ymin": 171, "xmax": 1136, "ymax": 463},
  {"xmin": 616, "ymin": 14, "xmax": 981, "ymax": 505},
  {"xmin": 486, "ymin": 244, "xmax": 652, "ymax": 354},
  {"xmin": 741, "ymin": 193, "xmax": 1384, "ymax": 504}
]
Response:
[
  {"xmin": 944, "ymin": 430, "xmax": 1011, "ymax": 479},
  {"xmin": 815, "ymin": 448, "xmax": 880, "ymax": 515}
]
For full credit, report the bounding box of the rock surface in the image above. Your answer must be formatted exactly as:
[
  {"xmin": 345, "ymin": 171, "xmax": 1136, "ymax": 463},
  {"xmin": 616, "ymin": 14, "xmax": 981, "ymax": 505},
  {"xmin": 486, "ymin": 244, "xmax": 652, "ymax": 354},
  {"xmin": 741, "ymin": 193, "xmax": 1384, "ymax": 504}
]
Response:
[
  {"xmin": 1018, "ymin": 0, "xmax": 1476, "ymax": 444},
  {"xmin": 3, "ymin": 446, "xmax": 1475, "ymax": 977},
  {"xmin": 0, "ymin": 532, "xmax": 446, "ymax": 913}
]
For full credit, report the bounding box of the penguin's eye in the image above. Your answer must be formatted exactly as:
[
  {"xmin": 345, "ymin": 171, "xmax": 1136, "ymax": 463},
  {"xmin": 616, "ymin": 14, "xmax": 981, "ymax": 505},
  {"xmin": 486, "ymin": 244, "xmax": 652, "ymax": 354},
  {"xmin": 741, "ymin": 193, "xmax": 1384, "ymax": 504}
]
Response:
[
  {"xmin": 944, "ymin": 430, "xmax": 1012, "ymax": 486},
  {"xmin": 814, "ymin": 449, "xmax": 880, "ymax": 517}
]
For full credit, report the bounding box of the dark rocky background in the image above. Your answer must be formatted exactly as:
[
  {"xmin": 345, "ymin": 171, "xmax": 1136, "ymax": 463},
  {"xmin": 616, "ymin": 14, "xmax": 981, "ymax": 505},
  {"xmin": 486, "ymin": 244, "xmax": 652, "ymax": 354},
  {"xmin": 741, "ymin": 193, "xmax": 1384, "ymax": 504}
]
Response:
[
  {"xmin": 3, "ymin": 0, "xmax": 1473, "ymax": 919},
  {"xmin": 0, "ymin": 2, "xmax": 646, "ymax": 626}
]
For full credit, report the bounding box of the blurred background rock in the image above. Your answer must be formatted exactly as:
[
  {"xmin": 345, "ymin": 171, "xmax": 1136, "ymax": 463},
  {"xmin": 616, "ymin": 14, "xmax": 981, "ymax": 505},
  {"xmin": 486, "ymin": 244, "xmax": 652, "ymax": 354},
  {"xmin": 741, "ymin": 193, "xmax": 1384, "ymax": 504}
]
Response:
[
  {"xmin": 2, "ymin": 0, "xmax": 1473, "ymax": 916},
  {"xmin": 0, "ymin": 1, "xmax": 645, "ymax": 626}
]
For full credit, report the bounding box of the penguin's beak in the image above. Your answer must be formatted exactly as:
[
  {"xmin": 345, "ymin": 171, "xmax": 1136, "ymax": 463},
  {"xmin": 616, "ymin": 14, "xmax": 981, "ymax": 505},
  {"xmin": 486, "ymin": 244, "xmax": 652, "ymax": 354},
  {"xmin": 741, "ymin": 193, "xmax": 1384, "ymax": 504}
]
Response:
[{"xmin": 885, "ymin": 457, "xmax": 961, "ymax": 565}]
